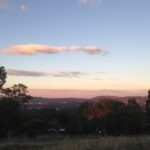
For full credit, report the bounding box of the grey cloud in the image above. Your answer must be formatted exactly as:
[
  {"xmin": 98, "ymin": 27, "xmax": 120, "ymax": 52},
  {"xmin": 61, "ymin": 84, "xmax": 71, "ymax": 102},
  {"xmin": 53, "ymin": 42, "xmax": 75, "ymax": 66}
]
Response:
[
  {"xmin": 51, "ymin": 71, "xmax": 87, "ymax": 78},
  {"xmin": 7, "ymin": 69, "xmax": 86, "ymax": 78},
  {"xmin": 7, "ymin": 69, "xmax": 46, "ymax": 77}
]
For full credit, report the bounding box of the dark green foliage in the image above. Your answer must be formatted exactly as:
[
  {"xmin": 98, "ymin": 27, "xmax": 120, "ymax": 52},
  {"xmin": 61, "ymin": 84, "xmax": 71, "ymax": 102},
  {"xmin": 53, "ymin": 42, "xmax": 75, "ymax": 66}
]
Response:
[
  {"xmin": 0, "ymin": 66, "xmax": 7, "ymax": 90},
  {"xmin": 146, "ymin": 90, "xmax": 150, "ymax": 113},
  {"xmin": 79, "ymin": 98, "xmax": 146, "ymax": 135},
  {"xmin": 0, "ymin": 96, "xmax": 148, "ymax": 138},
  {"xmin": 0, "ymin": 65, "xmax": 150, "ymax": 137},
  {"xmin": 0, "ymin": 97, "xmax": 21, "ymax": 137}
]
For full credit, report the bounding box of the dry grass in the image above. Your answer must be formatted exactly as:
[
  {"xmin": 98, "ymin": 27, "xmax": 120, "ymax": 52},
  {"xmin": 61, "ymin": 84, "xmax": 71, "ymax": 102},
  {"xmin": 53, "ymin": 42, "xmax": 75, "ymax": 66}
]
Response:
[{"xmin": 0, "ymin": 135, "xmax": 150, "ymax": 150}]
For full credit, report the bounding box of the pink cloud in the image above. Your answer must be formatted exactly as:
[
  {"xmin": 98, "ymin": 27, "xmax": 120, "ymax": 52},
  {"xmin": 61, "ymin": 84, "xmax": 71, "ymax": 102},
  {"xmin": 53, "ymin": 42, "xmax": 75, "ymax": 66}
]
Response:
[
  {"xmin": 1, "ymin": 44, "xmax": 67, "ymax": 55},
  {"xmin": 1, "ymin": 44, "xmax": 107, "ymax": 55},
  {"xmin": 83, "ymin": 46, "xmax": 105, "ymax": 54},
  {"xmin": 70, "ymin": 45, "xmax": 106, "ymax": 54}
]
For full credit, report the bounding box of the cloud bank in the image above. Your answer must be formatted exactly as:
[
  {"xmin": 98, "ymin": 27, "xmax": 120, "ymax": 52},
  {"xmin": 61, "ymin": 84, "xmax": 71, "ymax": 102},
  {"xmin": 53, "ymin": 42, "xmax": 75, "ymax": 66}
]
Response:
[
  {"xmin": 1, "ymin": 44, "xmax": 107, "ymax": 55},
  {"xmin": 7, "ymin": 69, "xmax": 86, "ymax": 78}
]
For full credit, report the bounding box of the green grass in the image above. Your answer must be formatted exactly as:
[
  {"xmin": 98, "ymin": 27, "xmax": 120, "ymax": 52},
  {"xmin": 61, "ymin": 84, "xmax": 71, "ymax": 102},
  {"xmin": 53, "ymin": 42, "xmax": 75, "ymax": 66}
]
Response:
[{"xmin": 0, "ymin": 135, "xmax": 150, "ymax": 150}]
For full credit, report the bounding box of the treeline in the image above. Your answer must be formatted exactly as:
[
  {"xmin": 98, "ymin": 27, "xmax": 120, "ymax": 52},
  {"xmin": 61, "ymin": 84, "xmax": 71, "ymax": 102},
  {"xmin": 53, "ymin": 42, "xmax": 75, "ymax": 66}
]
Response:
[
  {"xmin": 1, "ymin": 93, "xmax": 150, "ymax": 138},
  {"xmin": 1, "ymin": 66, "xmax": 150, "ymax": 138}
]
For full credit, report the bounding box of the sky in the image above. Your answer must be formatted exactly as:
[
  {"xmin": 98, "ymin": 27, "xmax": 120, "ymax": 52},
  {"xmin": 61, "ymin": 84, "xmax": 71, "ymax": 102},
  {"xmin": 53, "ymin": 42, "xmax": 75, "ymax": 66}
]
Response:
[{"xmin": 0, "ymin": 0, "xmax": 150, "ymax": 98}]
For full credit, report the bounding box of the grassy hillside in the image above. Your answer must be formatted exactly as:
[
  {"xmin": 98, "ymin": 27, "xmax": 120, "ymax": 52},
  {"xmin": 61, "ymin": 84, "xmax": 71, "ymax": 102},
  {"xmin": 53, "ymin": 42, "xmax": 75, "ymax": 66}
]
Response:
[{"xmin": 0, "ymin": 135, "xmax": 150, "ymax": 150}]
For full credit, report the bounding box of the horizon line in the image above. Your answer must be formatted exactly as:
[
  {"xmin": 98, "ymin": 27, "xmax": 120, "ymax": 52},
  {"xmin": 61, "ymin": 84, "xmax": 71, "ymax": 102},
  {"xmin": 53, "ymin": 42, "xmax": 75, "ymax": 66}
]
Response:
[{"xmin": 29, "ymin": 89, "xmax": 148, "ymax": 98}]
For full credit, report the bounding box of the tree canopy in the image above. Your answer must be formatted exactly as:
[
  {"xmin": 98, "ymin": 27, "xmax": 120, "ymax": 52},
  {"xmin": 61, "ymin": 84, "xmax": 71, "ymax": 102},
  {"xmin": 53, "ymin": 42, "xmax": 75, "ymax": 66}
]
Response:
[
  {"xmin": 0, "ymin": 66, "xmax": 7, "ymax": 90},
  {"xmin": 0, "ymin": 66, "xmax": 31, "ymax": 103}
]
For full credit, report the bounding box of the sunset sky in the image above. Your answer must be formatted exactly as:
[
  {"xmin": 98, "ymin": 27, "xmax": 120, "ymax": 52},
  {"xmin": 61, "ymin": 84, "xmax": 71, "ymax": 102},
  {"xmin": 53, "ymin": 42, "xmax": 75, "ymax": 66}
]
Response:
[{"xmin": 0, "ymin": 0, "xmax": 150, "ymax": 98}]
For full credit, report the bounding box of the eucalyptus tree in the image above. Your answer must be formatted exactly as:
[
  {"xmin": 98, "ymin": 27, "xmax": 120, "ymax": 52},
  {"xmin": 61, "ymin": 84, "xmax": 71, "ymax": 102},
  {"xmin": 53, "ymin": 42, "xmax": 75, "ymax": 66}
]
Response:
[
  {"xmin": 0, "ymin": 66, "xmax": 7, "ymax": 91},
  {"xmin": 146, "ymin": 90, "xmax": 150, "ymax": 114}
]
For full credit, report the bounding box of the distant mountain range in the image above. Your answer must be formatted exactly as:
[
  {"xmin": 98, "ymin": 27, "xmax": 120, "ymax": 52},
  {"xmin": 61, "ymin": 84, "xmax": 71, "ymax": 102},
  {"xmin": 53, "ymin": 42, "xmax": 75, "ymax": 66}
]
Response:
[
  {"xmin": 1, "ymin": 93, "xmax": 147, "ymax": 109},
  {"xmin": 29, "ymin": 89, "xmax": 147, "ymax": 98}
]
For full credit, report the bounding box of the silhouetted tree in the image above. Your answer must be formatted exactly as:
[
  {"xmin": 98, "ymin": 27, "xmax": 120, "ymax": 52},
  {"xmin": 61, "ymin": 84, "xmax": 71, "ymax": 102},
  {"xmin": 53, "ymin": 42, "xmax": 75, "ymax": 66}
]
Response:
[
  {"xmin": 80, "ymin": 99, "xmax": 122, "ymax": 135},
  {"xmin": 0, "ymin": 66, "xmax": 7, "ymax": 91},
  {"xmin": 80, "ymin": 101, "xmax": 94, "ymax": 120},
  {"xmin": 105, "ymin": 100, "xmax": 126, "ymax": 135},
  {"xmin": 144, "ymin": 90, "xmax": 150, "ymax": 133},
  {"xmin": 79, "ymin": 98, "xmax": 146, "ymax": 135},
  {"xmin": 11, "ymin": 84, "xmax": 28, "ymax": 96},
  {"xmin": 94, "ymin": 99, "xmax": 114, "ymax": 135},
  {"xmin": 146, "ymin": 90, "xmax": 150, "ymax": 114},
  {"xmin": 0, "ymin": 97, "xmax": 21, "ymax": 138},
  {"xmin": 121, "ymin": 98, "xmax": 145, "ymax": 135},
  {"xmin": 0, "ymin": 67, "xmax": 31, "ymax": 103}
]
